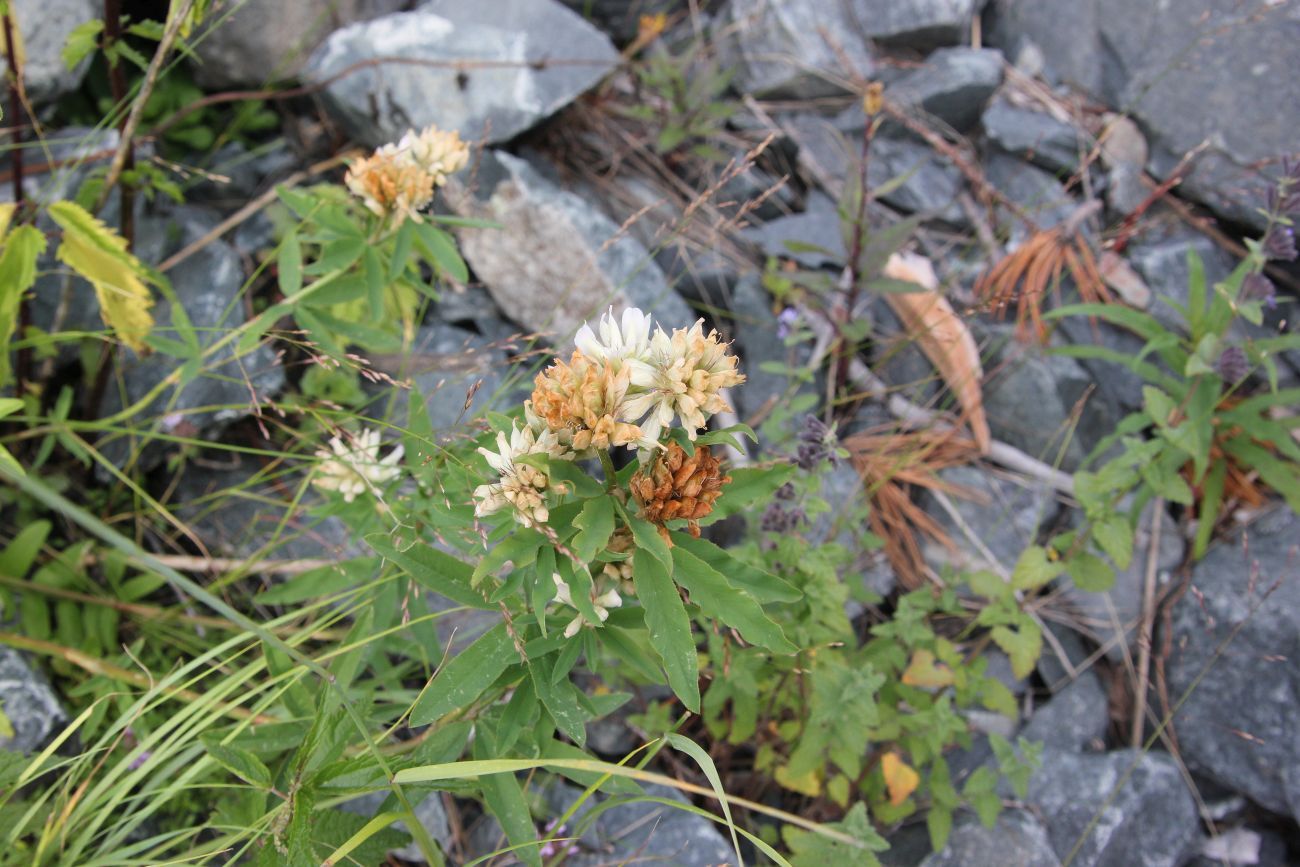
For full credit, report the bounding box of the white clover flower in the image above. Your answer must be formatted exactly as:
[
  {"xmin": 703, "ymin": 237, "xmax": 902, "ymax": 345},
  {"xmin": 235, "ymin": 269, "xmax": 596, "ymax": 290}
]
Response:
[
  {"xmin": 552, "ymin": 572, "xmax": 622, "ymax": 638},
  {"xmin": 397, "ymin": 125, "xmax": 471, "ymax": 186},
  {"xmin": 312, "ymin": 428, "xmax": 404, "ymax": 502},
  {"xmin": 621, "ymin": 319, "xmax": 744, "ymax": 443},
  {"xmin": 575, "ymin": 306, "xmax": 655, "ymax": 378},
  {"xmin": 473, "ymin": 422, "xmax": 574, "ymax": 526}
]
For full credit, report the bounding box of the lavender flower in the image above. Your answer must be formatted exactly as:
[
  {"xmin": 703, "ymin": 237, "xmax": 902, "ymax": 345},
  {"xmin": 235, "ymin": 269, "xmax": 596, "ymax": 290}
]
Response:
[
  {"xmin": 538, "ymin": 820, "xmax": 580, "ymax": 858},
  {"xmin": 776, "ymin": 307, "xmax": 800, "ymax": 340},
  {"xmin": 774, "ymin": 481, "xmax": 797, "ymax": 501},
  {"xmin": 1241, "ymin": 272, "xmax": 1278, "ymax": 309},
  {"xmin": 1216, "ymin": 344, "xmax": 1249, "ymax": 383},
  {"xmin": 761, "ymin": 501, "xmax": 806, "ymax": 533},
  {"xmin": 794, "ymin": 415, "xmax": 837, "ymax": 470},
  {"xmin": 1262, "ymin": 224, "xmax": 1297, "ymax": 262}
]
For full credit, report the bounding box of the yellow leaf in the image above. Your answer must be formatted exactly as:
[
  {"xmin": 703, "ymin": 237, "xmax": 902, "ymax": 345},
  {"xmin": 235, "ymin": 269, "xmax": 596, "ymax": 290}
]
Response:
[
  {"xmin": 900, "ymin": 648, "xmax": 954, "ymax": 689},
  {"xmin": 775, "ymin": 763, "xmax": 822, "ymax": 797},
  {"xmin": 882, "ymin": 253, "xmax": 990, "ymax": 454},
  {"xmin": 0, "ymin": 203, "xmax": 15, "ymax": 241},
  {"xmin": 881, "ymin": 751, "xmax": 919, "ymax": 807},
  {"xmin": 0, "ymin": 707, "xmax": 14, "ymax": 739},
  {"xmin": 48, "ymin": 201, "xmax": 155, "ymax": 354}
]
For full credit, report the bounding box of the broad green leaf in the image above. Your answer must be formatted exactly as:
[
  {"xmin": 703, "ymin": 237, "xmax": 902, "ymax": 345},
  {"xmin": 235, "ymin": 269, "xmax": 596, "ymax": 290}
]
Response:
[
  {"xmin": 254, "ymin": 557, "xmax": 378, "ymax": 604},
  {"xmin": 633, "ymin": 548, "xmax": 699, "ymax": 711},
  {"xmin": 277, "ymin": 230, "xmax": 302, "ymax": 295},
  {"xmin": 990, "ymin": 622, "xmax": 1042, "ymax": 680},
  {"xmin": 1193, "ymin": 459, "xmax": 1228, "ymax": 560},
  {"xmin": 202, "ymin": 738, "xmax": 272, "ymax": 789},
  {"xmin": 626, "ymin": 513, "xmax": 672, "ymax": 572},
  {"xmin": 366, "ymin": 534, "xmax": 491, "ymax": 609},
  {"xmin": 0, "ymin": 225, "xmax": 45, "ymax": 385},
  {"xmin": 528, "ymin": 657, "xmax": 586, "ymax": 747},
  {"xmin": 783, "ymin": 802, "xmax": 886, "ymax": 867},
  {"xmin": 409, "ymin": 622, "xmax": 518, "ymax": 725},
  {"xmin": 1010, "ymin": 545, "xmax": 1063, "ymax": 591},
  {"xmin": 671, "ymin": 534, "xmax": 800, "ymax": 604},
  {"xmin": 415, "ymin": 223, "xmax": 469, "ymax": 283},
  {"xmin": 1093, "ymin": 515, "xmax": 1134, "ymax": 570},
  {"xmin": 474, "ymin": 734, "xmax": 542, "ymax": 867},
  {"xmin": 572, "ymin": 496, "xmax": 615, "ymax": 563},
  {"xmin": 670, "ymin": 543, "xmax": 796, "ymax": 653},
  {"xmin": 48, "ymin": 201, "xmax": 154, "ymax": 353},
  {"xmin": 1068, "ymin": 553, "xmax": 1115, "ymax": 592}
]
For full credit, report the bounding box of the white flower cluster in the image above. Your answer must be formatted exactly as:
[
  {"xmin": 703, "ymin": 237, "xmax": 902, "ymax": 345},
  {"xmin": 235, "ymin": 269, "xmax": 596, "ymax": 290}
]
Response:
[
  {"xmin": 312, "ymin": 428, "xmax": 404, "ymax": 502},
  {"xmin": 472, "ymin": 419, "xmax": 574, "ymax": 527},
  {"xmin": 344, "ymin": 124, "xmax": 470, "ymax": 225},
  {"xmin": 551, "ymin": 572, "xmax": 623, "ymax": 638}
]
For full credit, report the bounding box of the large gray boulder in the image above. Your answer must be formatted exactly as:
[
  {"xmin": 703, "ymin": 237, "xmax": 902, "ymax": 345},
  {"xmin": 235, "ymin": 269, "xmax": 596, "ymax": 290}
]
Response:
[
  {"xmin": 857, "ymin": 0, "xmax": 981, "ymax": 49},
  {"xmin": 449, "ymin": 150, "xmax": 692, "ymax": 342},
  {"xmin": 887, "ymin": 46, "xmax": 1003, "ymax": 133},
  {"xmin": 1028, "ymin": 748, "xmax": 1201, "ymax": 867},
  {"xmin": 305, "ymin": 0, "xmax": 620, "ymax": 146},
  {"xmin": 1021, "ymin": 669, "xmax": 1108, "ymax": 753},
  {"xmin": 8, "ymin": 0, "xmax": 96, "ymax": 105},
  {"xmin": 919, "ymin": 809, "xmax": 1061, "ymax": 867},
  {"xmin": 721, "ymin": 0, "xmax": 876, "ymax": 98},
  {"xmin": 193, "ymin": 0, "xmax": 407, "ymax": 88},
  {"xmin": 989, "ymin": 0, "xmax": 1300, "ymax": 229},
  {"xmin": 982, "ymin": 98, "xmax": 1086, "ymax": 175},
  {"xmin": 1168, "ymin": 508, "xmax": 1300, "ymax": 823},
  {"xmin": 919, "ymin": 464, "xmax": 1056, "ymax": 575}
]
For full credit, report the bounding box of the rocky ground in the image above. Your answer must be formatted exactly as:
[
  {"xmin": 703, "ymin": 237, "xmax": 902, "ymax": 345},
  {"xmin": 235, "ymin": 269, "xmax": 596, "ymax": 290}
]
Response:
[{"xmin": 5, "ymin": 0, "xmax": 1300, "ymax": 865}]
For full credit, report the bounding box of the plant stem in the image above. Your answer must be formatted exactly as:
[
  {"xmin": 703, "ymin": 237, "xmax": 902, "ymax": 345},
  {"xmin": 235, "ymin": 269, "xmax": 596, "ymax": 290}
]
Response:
[
  {"xmin": 102, "ymin": 0, "xmax": 135, "ymax": 247},
  {"xmin": 599, "ymin": 449, "xmax": 618, "ymax": 490},
  {"xmin": 3, "ymin": 10, "xmax": 32, "ymax": 391}
]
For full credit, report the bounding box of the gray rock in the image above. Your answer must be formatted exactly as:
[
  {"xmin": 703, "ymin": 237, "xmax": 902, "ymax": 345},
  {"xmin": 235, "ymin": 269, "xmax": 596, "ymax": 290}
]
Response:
[
  {"xmin": 451, "ymin": 150, "xmax": 692, "ymax": 342},
  {"xmin": 1168, "ymin": 508, "xmax": 1300, "ymax": 823},
  {"xmin": 741, "ymin": 189, "xmax": 846, "ymax": 268},
  {"xmin": 379, "ymin": 321, "xmax": 514, "ymax": 435},
  {"xmin": 557, "ymin": 0, "xmax": 690, "ymax": 44},
  {"xmin": 857, "ymin": 0, "xmax": 980, "ymax": 49},
  {"xmin": 1061, "ymin": 499, "xmax": 1182, "ymax": 663},
  {"xmin": 1126, "ymin": 218, "xmax": 1238, "ymax": 338},
  {"xmin": 1028, "ymin": 748, "xmax": 1200, "ymax": 867},
  {"xmin": 888, "ymin": 47, "xmax": 1004, "ymax": 133},
  {"xmin": 783, "ymin": 114, "xmax": 967, "ymax": 223},
  {"xmin": 721, "ymin": 0, "xmax": 876, "ymax": 98},
  {"xmin": 171, "ymin": 455, "xmax": 364, "ymax": 563},
  {"xmin": 721, "ymin": 274, "xmax": 816, "ymax": 424},
  {"xmin": 919, "ymin": 464, "xmax": 1056, "ymax": 575},
  {"xmin": 189, "ymin": 140, "xmax": 302, "ymax": 205},
  {"xmin": 977, "ymin": 322, "xmax": 1119, "ymax": 472},
  {"xmin": 0, "ymin": 647, "xmax": 68, "ymax": 754},
  {"xmin": 8, "ymin": 0, "xmax": 96, "ymax": 105},
  {"xmin": 1052, "ymin": 307, "xmax": 1152, "ymax": 415},
  {"xmin": 982, "ymin": 98, "xmax": 1085, "ymax": 175},
  {"xmin": 1036, "ymin": 620, "xmax": 1091, "ymax": 689},
  {"xmin": 1022, "ymin": 669, "xmax": 1108, "ymax": 753},
  {"xmin": 193, "ymin": 0, "xmax": 406, "ymax": 88},
  {"xmin": 340, "ymin": 790, "xmax": 452, "ymax": 864},
  {"xmin": 985, "ymin": 151, "xmax": 1079, "ymax": 247},
  {"xmin": 1190, "ymin": 826, "xmax": 1291, "ymax": 867},
  {"xmin": 96, "ymin": 205, "xmax": 285, "ymax": 470},
  {"xmin": 988, "ymin": 0, "xmax": 1300, "ymax": 230},
  {"xmin": 919, "ymin": 809, "xmax": 1061, "ymax": 867},
  {"xmin": 305, "ymin": 1, "xmax": 620, "ymax": 147}
]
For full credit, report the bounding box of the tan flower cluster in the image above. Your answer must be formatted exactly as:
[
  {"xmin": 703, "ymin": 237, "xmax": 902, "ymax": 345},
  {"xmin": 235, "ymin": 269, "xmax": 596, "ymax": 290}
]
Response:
[
  {"xmin": 312, "ymin": 428, "xmax": 404, "ymax": 503},
  {"xmin": 630, "ymin": 442, "xmax": 731, "ymax": 540},
  {"xmin": 344, "ymin": 124, "xmax": 469, "ymax": 225},
  {"xmin": 623, "ymin": 319, "xmax": 745, "ymax": 443},
  {"xmin": 473, "ymin": 422, "xmax": 574, "ymax": 527},
  {"xmin": 530, "ymin": 350, "xmax": 643, "ymax": 452}
]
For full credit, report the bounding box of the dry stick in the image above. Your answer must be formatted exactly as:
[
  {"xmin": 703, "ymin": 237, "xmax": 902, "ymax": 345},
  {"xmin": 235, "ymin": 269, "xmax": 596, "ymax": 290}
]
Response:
[
  {"xmin": 1131, "ymin": 497, "xmax": 1165, "ymax": 747},
  {"xmin": 0, "ymin": 630, "xmax": 277, "ymax": 724},
  {"xmin": 92, "ymin": 0, "xmax": 197, "ymax": 215},
  {"xmin": 157, "ymin": 151, "xmax": 354, "ymax": 273}
]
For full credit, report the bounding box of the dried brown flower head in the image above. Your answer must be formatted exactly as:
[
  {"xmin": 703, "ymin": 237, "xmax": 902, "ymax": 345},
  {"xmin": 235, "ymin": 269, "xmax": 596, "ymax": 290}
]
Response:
[
  {"xmin": 630, "ymin": 442, "xmax": 731, "ymax": 541},
  {"xmin": 530, "ymin": 350, "xmax": 642, "ymax": 451}
]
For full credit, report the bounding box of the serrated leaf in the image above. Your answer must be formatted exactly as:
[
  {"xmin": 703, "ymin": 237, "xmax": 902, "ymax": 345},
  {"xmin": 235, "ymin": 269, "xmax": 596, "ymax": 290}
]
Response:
[
  {"xmin": 991, "ymin": 622, "xmax": 1042, "ymax": 679},
  {"xmin": 633, "ymin": 547, "xmax": 699, "ymax": 711},
  {"xmin": 277, "ymin": 230, "xmax": 301, "ymax": 295},
  {"xmin": 1010, "ymin": 545, "xmax": 1063, "ymax": 591},
  {"xmin": 783, "ymin": 801, "xmax": 887, "ymax": 867},
  {"xmin": 49, "ymin": 201, "xmax": 154, "ymax": 353},
  {"xmin": 202, "ymin": 739, "xmax": 272, "ymax": 788},
  {"xmin": 572, "ymin": 496, "xmax": 615, "ymax": 563},
  {"xmin": 1093, "ymin": 515, "xmax": 1134, "ymax": 570},
  {"xmin": 670, "ymin": 543, "xmax": 796, "ymax": 653},
  {"xmin": 1068, "ymin": 552, "xmax": 1115, "ymax": 592},
  {"xmin": 900, "ymin": 648, "xmax": 954, "ymax": 688},
  {"xmin": 881, "ymin": 751, "xmax": 919, "ymax": 806},
  {"xmin": 0, "ymin": 225, "xmax": 46, "ymax": 385},
  {"xmin": 61, "ymin": 19, "xmax": 103, "ymax": 70}
]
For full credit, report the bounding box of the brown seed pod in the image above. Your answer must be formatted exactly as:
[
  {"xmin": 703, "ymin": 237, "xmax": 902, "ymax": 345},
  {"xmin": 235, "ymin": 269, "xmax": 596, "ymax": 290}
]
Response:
[{"xmin": 630, "ymin": 442, "xmax": 731, "ymax": 542}]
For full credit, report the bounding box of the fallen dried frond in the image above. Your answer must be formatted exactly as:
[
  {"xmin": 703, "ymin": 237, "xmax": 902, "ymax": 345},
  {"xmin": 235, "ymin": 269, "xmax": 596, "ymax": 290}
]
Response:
[
  {"xmin": 882, "ymin": 253, "xmax": 991, "ymax": 454},
  {"xmin": 975, "ymin": 204, "xmax": 1113, "ymax": 343},
  {"xmin": 842, "ymin": 429, "xmax": 981, "ymax": 590}
]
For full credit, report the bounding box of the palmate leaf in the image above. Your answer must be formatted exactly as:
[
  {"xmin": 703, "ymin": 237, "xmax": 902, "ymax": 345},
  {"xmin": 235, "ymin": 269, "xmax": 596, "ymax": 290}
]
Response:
[{"xmin": 48, "ymin": 201, "xmax": 155, "ymax": 353}]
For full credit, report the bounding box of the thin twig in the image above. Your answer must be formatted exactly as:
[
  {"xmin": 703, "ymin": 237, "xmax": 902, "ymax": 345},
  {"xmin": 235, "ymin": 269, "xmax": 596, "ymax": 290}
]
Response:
[
  {"xmin": 1131, "ymin": 497, "xmax": 1165, "ymax": 747},
  {"xmin": 93, "ymin": 0, "xmax": 198, "ymax": 215}
]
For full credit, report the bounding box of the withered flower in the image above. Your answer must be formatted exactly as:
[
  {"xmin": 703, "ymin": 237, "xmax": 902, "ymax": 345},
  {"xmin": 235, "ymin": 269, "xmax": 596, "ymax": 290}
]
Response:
[
  {"xmin": 630, "ymin": 442, "xmax": 731, "ymax": 542},
  {"xmin": 530, "ymin": 350, "xmax": 642, "ymax": 452},
  {"xmin": 344, "ymin": 151, "xmax": 435, "ymax": 225}
]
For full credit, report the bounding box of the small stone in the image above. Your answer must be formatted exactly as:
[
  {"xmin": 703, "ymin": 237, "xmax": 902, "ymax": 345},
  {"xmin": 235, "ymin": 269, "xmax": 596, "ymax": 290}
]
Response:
[
  {"xmin": 857, "ymin": 0, "xmax": 980, "ymax": 49},
  {"xmin": 1028, "ymin": 748, "xmax": 1201, "ymax": 867},
  {"xmin": 887, "ymin": 47, "xmax": 1004, "ymax": 133},
  {"xmin": 0, "ymin": 647, "xmax": 68, "ymax": 754},
  {"xmin": 305, "ymin": 1, "xmax": 620, "ymax": 147},
  {"xmin": 982, "ymin": 98, "xmax": 1085, "ymax": 174},
  {"xmin": 1022, "ymin": 669, "xmax": 1108, "ymax": 752},
  {"xmin": 741, "ymin": 190, "xmax": 846, "ymax": 268},
  {"xmin": 449, "ymin": 150, "xmax": 692, "ymax": 342},
  {"xmin": 721, "ymin": 0, "xmax": 876, "ymax": 98},
  {"xmin": 919, "ymin": 809, "xmax": 1062, "ymax": 867},
  {"xmin": 919, "ymin": 464, "xmax": 1056, "ymax": 575}
]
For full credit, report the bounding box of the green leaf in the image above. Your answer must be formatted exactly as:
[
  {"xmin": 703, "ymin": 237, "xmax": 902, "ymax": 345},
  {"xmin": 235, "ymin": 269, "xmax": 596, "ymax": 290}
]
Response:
[
  {"xmin": 474, "ymin": 734, "xmax": 542, "ymax": 867},
  {"xmin": 927, "ymin": 804, "xmax": 953, "ymax": 853},
  {"xmin": 572, "ymin": 496, "xmax": 616, "ymax": 563},
  {"xmin": 61, "ymin": 19, "xmax": 104, "ymax": 70},
  {"xmin": 1093, "ymin": 515, "xmax": 1134, "ymax": 570},
  {"xmin": 254, "ymin": 557, "xmax": 378, "ymax": 604},
  {"xmin": 670, "ymin": 542, "xmax": 796, "ymax": 653},
  {"xmin": 48, "ymin": 201, "xmax": 154, "ymax": 353},
  {"xmin": 415, "ymin": 223, "xmax": 469, "ymax": 283},
  {"xmin": 409, "ymin": 622, "xmax": 518, "ymax": 725},
  {"xmin": 967, "ymin": 569, "xmax": 1010, "ymax": 600},
  {"xmin": 277, "ymin": 229, "xmax": 302, "ymax": 295},
  {"xmin": 990, "ymin": 622, "xmax": 1042, "ymax": 680},
  {"xmin": 783, "ymin": 802, "xmax": 887, "ymax": 867},
  {"xmin": 1010, "ymin": 545, "xmax": 1063, "ymax": 592},
  {"xmin": 1068, "ymin": 552, "xmax": 1115, "ymax": 592},
  {"xmin": 365, "ymin": 535, "xmax": 492, "ymax": 609},
  {"xmin": 0, "ymin": 224, "xmax": 45, "ymax": 386},
  {"xmin": 633, "ymin": 548, "xmax": 699, "ymax": 711},
  {"xmin": 202, "ymin": 738, "xmax": 272, "ymax": 789},
  {"xmin": 671, "ymin": 535, "xmax": 800, "ymax": 604},
  {"xmin": 1193, "ymin": 459, "xmax": 1228, "ymax": 560},
  {"xmin": 528, "ymin": 658, "xmax": 586, "ymax": 747},
  {"xmin": 363, "ymin": 246, "xmax": 385, "ymax": 322},
  {"xmin": 626, "ymin": 513, "xmax": 672, "ymax": 572}
]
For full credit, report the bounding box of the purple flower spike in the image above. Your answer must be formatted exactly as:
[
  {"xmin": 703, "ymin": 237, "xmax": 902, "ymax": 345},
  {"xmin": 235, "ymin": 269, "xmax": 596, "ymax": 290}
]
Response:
[
  {"xmin": 1216, "ymin": 344, "xmax": 1249, "ymax": 383},
  {"xmin": 776, "ymin": 307, "xmax": 799, "ymax": 340},
  {"xmin": 1262, "ymin": 224, "xmax": 1297, "ymax": 262},
  {"xmin": 1241, "ymin": 272, "xmax": 1278, "ymax": 309}
]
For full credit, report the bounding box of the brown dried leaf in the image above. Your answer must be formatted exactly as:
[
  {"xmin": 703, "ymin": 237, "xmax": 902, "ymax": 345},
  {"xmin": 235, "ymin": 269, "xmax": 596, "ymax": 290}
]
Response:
[{"xmin": 882, "ymin": 253, "xmax": 990, "ymax": 455}]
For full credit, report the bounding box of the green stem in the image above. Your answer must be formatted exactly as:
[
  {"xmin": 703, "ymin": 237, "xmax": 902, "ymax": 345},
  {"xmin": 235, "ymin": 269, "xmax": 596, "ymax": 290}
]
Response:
[{"xmin": 598, "ymin": 449, "xmax": 617, "ymax": 490}]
